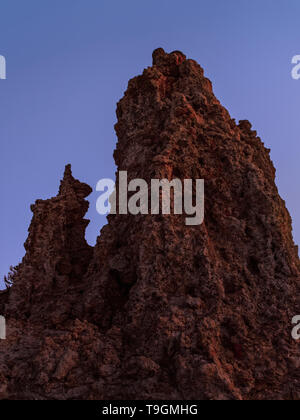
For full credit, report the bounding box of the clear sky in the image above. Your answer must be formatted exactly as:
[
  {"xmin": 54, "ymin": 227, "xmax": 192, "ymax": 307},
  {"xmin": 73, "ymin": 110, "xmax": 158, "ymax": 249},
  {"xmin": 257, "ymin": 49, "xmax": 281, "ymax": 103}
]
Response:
[{"xmin": 0, "ymin": 0, "xmax": 299, "ymax": 288}]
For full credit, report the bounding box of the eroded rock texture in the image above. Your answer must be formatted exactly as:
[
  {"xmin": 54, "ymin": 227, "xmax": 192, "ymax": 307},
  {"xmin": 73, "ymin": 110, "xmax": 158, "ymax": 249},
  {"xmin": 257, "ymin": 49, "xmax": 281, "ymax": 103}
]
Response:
[{"xmin": 0, "ymin": 49, "xmax": 299, "ymax": 400}]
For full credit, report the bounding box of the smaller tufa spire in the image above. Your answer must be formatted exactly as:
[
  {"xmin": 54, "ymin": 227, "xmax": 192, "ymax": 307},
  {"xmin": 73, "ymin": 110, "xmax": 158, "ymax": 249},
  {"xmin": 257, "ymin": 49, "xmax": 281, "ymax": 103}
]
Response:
[
  {"xmin": 63, "ymin": 163, "xmax": 73, "ymax": 179},
  {"xmin": 7, "ymin": 164, "xmax": 93, "ymax": 324},
  {"xmin": 59, "ymin": 164, "xmax": 92, "ymax": 198}
]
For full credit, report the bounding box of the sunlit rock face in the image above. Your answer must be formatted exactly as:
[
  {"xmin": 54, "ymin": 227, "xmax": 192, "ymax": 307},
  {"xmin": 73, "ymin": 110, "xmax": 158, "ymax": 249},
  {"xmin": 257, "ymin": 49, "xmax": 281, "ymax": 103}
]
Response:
[{"xmin": 0, "ymin": 49, "xmax": 299, "ymax": 400}]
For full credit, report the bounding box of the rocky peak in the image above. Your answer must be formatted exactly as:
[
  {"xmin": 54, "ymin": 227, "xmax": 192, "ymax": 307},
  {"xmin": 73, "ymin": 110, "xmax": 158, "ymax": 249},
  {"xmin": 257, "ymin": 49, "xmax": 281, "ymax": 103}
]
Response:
[
  {"xmin": 0, "ymin": 49, "xmax": 299, "ymax": 400},
  {"xmin": 59, "ymin": 164, "xmax": 92, "ymax": 199},
  {"xmin": 152, "ymin": 47, "xmax": 187, "ymax": 69},
  {"xmin": 7, "ymin": 165, "xmax": 93, "ymax": 324}
]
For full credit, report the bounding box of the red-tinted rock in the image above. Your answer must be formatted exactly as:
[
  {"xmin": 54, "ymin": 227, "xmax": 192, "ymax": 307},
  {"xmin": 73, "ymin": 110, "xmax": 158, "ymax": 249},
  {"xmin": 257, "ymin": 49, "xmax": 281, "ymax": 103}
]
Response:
[
  {"xmin": 0, "ymin": 49, "xmax": 299, "ymax": 400},
  {"xmin": 7, "ymin": 164, "xmax": 93, "ymax": 325}
]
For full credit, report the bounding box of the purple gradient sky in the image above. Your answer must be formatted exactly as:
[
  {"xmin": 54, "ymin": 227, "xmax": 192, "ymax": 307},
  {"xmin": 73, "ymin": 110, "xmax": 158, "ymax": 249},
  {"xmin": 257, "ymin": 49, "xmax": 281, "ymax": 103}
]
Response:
[{"xmin": 0, "ymin": 0, "xmax": 300, "ymax": 288}]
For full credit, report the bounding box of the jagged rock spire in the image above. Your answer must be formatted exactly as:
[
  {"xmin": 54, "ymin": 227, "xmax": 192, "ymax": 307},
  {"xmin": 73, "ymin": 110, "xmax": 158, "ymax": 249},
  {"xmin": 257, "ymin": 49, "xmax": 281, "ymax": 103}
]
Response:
[
  {"xmin": 91, "ymin": 48, "xmax": 300, "ymax": 399},
  {"xmin": 0, "ymin": 49, "xmax": 299, "ymax": 400},
  {"xmin": 59, "ymin": 164, "xmax": 92, "ymax": 198},
  {"xmin": 6, "ymin": 165, "xmax": 93, "ymax": 324}
]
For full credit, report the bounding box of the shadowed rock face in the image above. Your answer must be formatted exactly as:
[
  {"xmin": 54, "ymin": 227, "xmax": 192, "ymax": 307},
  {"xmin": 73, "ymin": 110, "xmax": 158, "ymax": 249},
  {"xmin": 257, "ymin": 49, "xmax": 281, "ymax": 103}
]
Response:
[
  {"xmin": 7, "ymin": 164, "xmax": 93, "ymax": 325},
  {"xmin": 0, "ymin": 48, "xmax": 299, "ymax": 400}
]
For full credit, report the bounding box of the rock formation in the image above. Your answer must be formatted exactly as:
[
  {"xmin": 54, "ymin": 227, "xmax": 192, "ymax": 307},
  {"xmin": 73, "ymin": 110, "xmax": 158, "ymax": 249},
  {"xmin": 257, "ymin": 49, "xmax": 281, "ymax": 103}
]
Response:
[{"xmin": 0, "ymin": 48, "xmax": 299, "ymax": 400}]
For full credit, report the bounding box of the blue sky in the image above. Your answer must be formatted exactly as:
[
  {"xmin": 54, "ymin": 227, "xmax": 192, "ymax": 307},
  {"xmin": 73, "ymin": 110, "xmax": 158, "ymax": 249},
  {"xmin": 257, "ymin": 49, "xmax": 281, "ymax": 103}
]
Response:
[{"xmin": 0, "ymin": 0, "xmax": 299, "ymax": 287}]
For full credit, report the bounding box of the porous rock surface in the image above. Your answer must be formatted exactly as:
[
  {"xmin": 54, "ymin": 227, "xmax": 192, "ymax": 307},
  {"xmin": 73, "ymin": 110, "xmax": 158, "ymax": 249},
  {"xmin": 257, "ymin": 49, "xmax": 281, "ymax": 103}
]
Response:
[{"xmin": 0, "ymin": 48, "xmax": 299, "ymax": 400}]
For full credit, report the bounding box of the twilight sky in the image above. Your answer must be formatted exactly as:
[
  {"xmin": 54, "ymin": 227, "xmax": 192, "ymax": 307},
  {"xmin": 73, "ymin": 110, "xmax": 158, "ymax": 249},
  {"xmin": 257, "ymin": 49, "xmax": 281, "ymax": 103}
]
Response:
[{"xmin": 0, "ymin": 0, "xmax": 299, "ymax": 287}]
